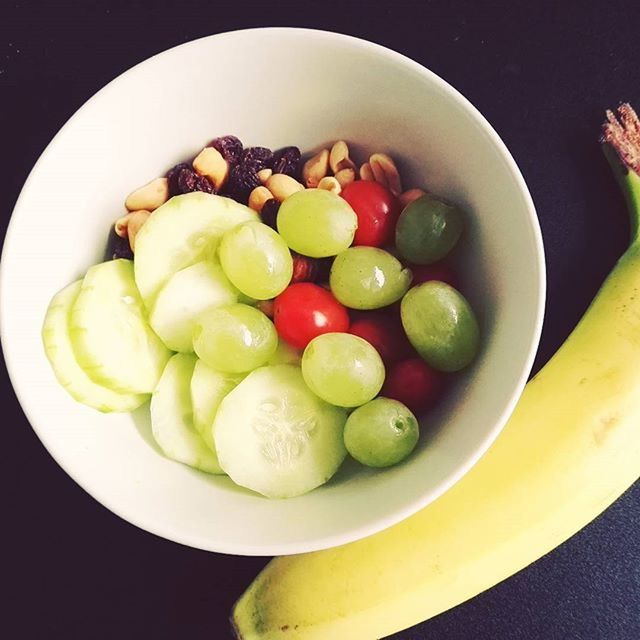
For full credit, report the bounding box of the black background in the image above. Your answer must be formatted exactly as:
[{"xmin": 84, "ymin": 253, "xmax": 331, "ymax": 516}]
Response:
[{"xmin": 2, "ymin": 1, "xmax": 640, "ymax": 638}]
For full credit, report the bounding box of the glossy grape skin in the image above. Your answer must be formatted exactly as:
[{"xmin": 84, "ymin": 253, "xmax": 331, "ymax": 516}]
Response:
[
  {"xmin": 395, "ymin": 194, "xmax": 464, "ymax": 265},
  {"xmin": 219, "ymin": 220, "xmax": 293, "ymax": 300},
  {"xmin": 193, "ymin": 303, "xmax": 277, "ymax": 373},
  {"xmin": 329, "ymin": 247, "xmax": 412, "ymax": 310},
  {"xmin": 301, "ymin": 333, "xmax": 385, "ymax": 408},
  {"xmin": 344, "ymin": 397, "xmax": 419, "ymax": 467},
  {"xmin": 401, "ymin": 281, "xmax": 480, "ymax": 372},
  {"xmin": 277, "ymin": 189, "xmax": 358, "ymax": 258}
]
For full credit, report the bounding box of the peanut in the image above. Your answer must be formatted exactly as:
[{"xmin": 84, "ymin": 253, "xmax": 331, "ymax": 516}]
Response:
[
  {"xmin": 369, "ymin": 153, "xmax": 402, "ymax": 195},
  {"xmin": 257, "ymin": 168, "xmax": 273, "ymax": 184},
  {"xmin": 302, "ymin": 149, "xmax": 330, "ymax": 187},
  {"xmin": 334, "ymin": 167, "xmax": 356, "ymax": 188},
  {"xmin": 124, "ymin": 177, "xmax": 169, "ymax": 212},
  {"xmin": 265, "ymin": 174, "xmax": 305, "ymax": 202},
  {"xmin": 115, "ymin": 210, "xmax": 151, "ymax": 252},
  {"xmin": 192, "ymin": 147, "xmax": 230, "ymax": 190},
  {"xmin": 359, "ymin": 162, "xmax": 375, "ymax": 181},
  {"xmin": 398, "ymin": 188, "xmax": 427, "ymax": 209},
  {"xmin": 329, "ymin": 140, "xmax": 356, "ymax": 173},
  {"xmin": 248, "ymin": 186, "xmax": 274, "ymax": 213},
  {"xmin": 317, "ymin": 176, "xmax": 342, "ymax": 195}
]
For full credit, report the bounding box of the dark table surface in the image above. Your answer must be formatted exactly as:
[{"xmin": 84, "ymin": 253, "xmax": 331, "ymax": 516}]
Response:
[{"xmin": 2, "ymin": 1, "xmax": 640, "ymax": 638}]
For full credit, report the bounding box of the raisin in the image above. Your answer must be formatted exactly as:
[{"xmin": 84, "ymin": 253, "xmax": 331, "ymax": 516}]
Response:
[
  {"xmin": 291, "ymin": 253, "xmax": 320, "ymax": 284},
  {"xmin": 242, "ymin": 146, "xmax": 273, "ymax": 170},
  {"xmin": 269, "ymin": 146, "xmax": 301, "ymax": 177},
  {"xmin": 225, "ymin": 161, "xmax": 262, "ymax": 203},
  {"xmin": 316, "ymin": 257, "xmax": 334, "ymax": 284},
  {"xmin": 209, "ymin": 135, "xmax": 244, "ymax": 165},
  {"xmin": 260, "ymin": 198, "xmax": 280, "ymax": 230},
  {"xmin": 166, "ymin": 163, "xmax": 215, "ymax": 196},
  {"xmin": 105, "ymin": 226, "xmax": 133, "ymax": 261}
]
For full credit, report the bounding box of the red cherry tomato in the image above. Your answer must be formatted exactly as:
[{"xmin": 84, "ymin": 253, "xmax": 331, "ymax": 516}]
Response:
[
  {"xmin": 410, "ymin": 262, "xmax": 459, "ymax": 290},
  {"xmin": 341, "ymin": 181, "xmax": 400, "ymax": 247},
  {"xmin": 349, "ymin": 309, "xmax": 414, "ymax": 364},
  {"xmin": 382, "ymin": 358, "xmax": 444, "ymax": 414},
  {"xmin": 274, "ymin": 283, "xmax": 350, "ymax": 350}
]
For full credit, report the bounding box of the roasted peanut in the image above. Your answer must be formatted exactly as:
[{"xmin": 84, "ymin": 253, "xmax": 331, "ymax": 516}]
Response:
[
  {"xmin": 398, "ymin": 188, "xmax": 427, "ymax": 209},
  {"xmin": 369, "ymin": 153, "xmax": 402, "ymax": 195},
  {"xmin": 248, "ymin": 186, "xmax": 274, "ymax": 213},
  {"xmin": 192, "ymin": 146, "xmax": 230, "ymax": 190},
  {"xmin": 257, "ymin": 168, "xmax": 273, "ymax": 184},
  {"xmin": 329, "ymin": 140, "xmax": 356, "ymax": 173},
  {"xmin": 317, "ymin": 176, "xmax": 342, "ymax": 195},
  {"xmin": 302, "ymin": 149, "xmax": 330, "ymax": 187},
  {"xmin": 115, "ymin": 210, "xmax": 151, "ymax": 252},
  {"xmin": 124, "ymin": 177, "xmax": 169, "ymax": 212},
  {"xmin": 265, "ymin": 174, "xmax": 305, "ymax": 202},
  {"xmin": 359, "ymin": 162, "xmax": 375, "ymax": 181},
  {"xmin": 334, "ymin": 167, "xmax": 356, "ymax": 188}
]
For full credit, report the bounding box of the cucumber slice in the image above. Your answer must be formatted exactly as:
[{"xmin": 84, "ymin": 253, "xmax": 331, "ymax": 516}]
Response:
[
  {"xmin": 214, "ymin": 365, "xmax": 348, "ymax": 498},
  {"xmin": 149, "ymin": 261, "xmax": 239, "ymax": 352},
  {"xmin": 190, "ymin": 359, "xmax": 244, "ymax": 453},
  {"xmin": 42, "ymin": 280, "xmax": 148, "ymax": 412},
  {"xmin": 151, "ymin": 353, "xmax": 223, "ymax": 474},
  {"xmin": 69, "ymin": 259, "xmax": 172, "ymax": 394},
  {"xmin": 134, "ymin": 192, "xmax": 257, "ymax": 305}
]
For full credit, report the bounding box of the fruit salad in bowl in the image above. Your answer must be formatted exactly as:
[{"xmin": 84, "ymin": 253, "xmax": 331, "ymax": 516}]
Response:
[
  {"xmin": 1, "ymin": 28, "xmax": 544, "ymax": 554},
  {"xmin": 43, "ymin": 134, "xmax": 480, "ymax": 499}
]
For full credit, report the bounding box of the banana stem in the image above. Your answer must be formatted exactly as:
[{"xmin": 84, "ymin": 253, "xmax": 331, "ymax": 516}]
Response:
[{"xmin": 601, "ymin": 104, "xmax": 640, "ymax": 246}]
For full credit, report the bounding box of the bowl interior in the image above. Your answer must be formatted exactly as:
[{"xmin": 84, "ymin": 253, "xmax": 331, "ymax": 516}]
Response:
[{"xmin": 1, "ymin": 28, "xmax": 544, "ymax": 555}]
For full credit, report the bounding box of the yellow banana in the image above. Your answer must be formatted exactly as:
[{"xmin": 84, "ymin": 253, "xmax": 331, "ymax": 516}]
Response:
[{"xmin": 231, "ymin": 105, "xmax": 640, "ymax": 640}]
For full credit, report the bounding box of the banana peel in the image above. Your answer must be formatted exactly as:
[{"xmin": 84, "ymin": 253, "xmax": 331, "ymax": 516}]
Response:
[{"xmin": 232, "ymin": 105, "xmax": 640, "ymax": 640}]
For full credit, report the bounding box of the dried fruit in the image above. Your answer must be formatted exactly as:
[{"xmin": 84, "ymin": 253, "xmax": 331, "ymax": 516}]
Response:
[
  {"xmin": 269, "ymin": 146, "xmax": 302, "ymax": 177},
  {"xmin": 257, "ymin": 299, "xmax": 275, "ymax": 318},
  {"xmin": 166, "ymin": 163, "xmax": 215, "ymax": 196},
  {"xmin": 209, "ymin": 135, "xmax": 244, "ymax": 165},
  {"xmin": 291, "ymin": 253, "xmax": 320, "ymax": 284},
  {"xmin": 105, "ymin": 226, "xmax": 134, "ymax": 261},
  {"xmin": 225, "ymin": 162, "xmax": 262, "ymax": 202},
  {"xmin": 260, "ymin": 198, "xmax": 281, "ymax": 230},
  {"xmin": 242, "ymin": 146, "xmax": 273, "ymax": 170}
]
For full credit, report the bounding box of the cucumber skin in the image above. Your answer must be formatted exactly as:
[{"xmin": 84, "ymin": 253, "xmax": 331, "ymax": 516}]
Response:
[
  {"xmin": 42, "ymin": 280, "xmax": 148, "ymax": 412},
  {"xmin": 69, "ymin": 259, "xmax": 172, "ymax": 394},
  {"xmin": 151, "ymin": 353, "xmax": 224, "ymax": 475}
]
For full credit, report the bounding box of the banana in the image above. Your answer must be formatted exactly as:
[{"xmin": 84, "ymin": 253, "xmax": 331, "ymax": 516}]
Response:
[{"xmin": 231, "ymin": 105, "xmax": 640, "ymax": 640}]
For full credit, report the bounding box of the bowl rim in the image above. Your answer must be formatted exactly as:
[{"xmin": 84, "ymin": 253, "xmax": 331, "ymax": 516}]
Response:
[{"xmin": 0, "ymin": 26, "xmax": 546, "ymax": 556}]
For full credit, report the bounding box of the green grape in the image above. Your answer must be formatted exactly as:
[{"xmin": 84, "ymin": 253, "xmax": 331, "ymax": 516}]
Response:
[
  {"xmin": 401, "ymin": 281, "xmax": 480, "ymax": 372},
  {"xmin": 219, "ymin": 220, "xmax": 293, "ymax": 300},
  {"xmin": 329, "ymin": 247, "xmax": 412, "ymax": 309},
  {"xmin": 193, "ymin": 303, "xmax": 277, "ymax": 373},
  {"xmin": 344, "ymin": 397, "xmax": 419, "ymax": 467},
  {"xmin": 395, "ymin": 194, "xmax": 464, "ymax": 265},
  {"xmin": 277, "ymin": 189, "xmax": 358, "ymax": 258},
  {"xmin": 301, "ymin": 333, "xmax": 385, "ymax": 407}
]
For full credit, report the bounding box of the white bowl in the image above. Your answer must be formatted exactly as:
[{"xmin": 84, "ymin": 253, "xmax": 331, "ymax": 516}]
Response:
[{"xmin": 0, "ymin": 28, "xmax": 545, "ymax": 555}]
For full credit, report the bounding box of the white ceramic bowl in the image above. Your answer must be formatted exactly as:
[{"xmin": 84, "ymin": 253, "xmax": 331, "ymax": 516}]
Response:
[{"xmin": 0, "ymin": 28, "xmax": 545, "ymax": 555}]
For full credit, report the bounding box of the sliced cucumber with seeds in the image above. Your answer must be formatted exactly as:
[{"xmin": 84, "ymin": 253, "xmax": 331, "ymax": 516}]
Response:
[
  {"xmin": 190, "ymin": 359, "xmax": 244, "ymax": 455},
  {"xmin": 149, "ymin": 260, "xmax": 239, "ymax": 352},
  {"xmin": 214, "ymin": 365, "xmax": 348, "ymax": 498},
  {"xmin": 151, "ymin": 353, "xmax": 223, "ymax": 474},
  {"xmin": 42, "ymin": 280, "xmax": 148, "ymax": 412},
  {"xmin": 69, "ymin": 259, "xmax": 171, "ymax": 394},
  {"xmin": 134, "ymin": 192, "xmax": 257, "ymax": 305}
]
